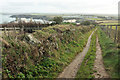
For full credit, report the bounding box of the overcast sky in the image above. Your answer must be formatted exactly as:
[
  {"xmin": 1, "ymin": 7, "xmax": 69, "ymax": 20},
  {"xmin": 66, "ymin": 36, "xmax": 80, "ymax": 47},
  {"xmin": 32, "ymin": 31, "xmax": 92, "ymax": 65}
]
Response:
[{"xmin": 0, "ymin": 0, "xmax": 119, "ymax": 14}]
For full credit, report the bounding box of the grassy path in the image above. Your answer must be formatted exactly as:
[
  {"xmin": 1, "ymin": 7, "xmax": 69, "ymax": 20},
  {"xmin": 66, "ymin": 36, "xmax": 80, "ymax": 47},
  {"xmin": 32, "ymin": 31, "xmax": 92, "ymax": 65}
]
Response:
[
  {"xmin": 76, "ymin": 29, "xmax": 97, "ymax": 78},
  {"xmin": 76, "ymin": 28, "xmax": 110, "ymax": 79},
  {"xmin": 97, "ymin": 27, "xmax": 119, "ymax": 78},
  {"xmin": 93, "ymin": 36, "xmax": 109, "ymax": 78},
  {"xmin": 58, "ymin": 29, "xmax": 97, "ymax": 78}
]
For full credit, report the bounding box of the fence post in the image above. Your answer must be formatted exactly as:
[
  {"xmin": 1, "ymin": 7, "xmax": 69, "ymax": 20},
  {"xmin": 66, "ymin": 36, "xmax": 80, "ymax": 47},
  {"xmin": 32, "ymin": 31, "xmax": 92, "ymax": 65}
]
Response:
[
  {"xmin": 14, "ymin": 27, "xmax": 16, "ymax": 34},
  {"xmin": 106, "ymin": 26, "xmax": 108, "ymax": 35},
  {"xmin": 104, "ymin": 25, "xmax": 106, "ymax": 32},
  {"xmin": 109, "ymin": 25, "xmax": 112, "ymax": 38},
  {"xmin": 38, "ymin": 26, "xmax": 39, "ymax": 30},
  {"xmin": 8, "ymin": 29, "xmax": 10, "ymax": 38},
  {"xmin": 114, "ymin": 26, "xmax": 117, "ymax": 43},
  {"xmin": 106, "ymin": 26, "xmax": 107, "ymax": 31},
  {"xmin": 117, "ymin": 26, "xmax": 120, "ymax": 44},
  {"xmin": 4, "ymin": 27, "xmax": 6, "ymax": 34},
  {"xmin": 21, "ymin": 25, "xmax": 24, "ymax": 33}
]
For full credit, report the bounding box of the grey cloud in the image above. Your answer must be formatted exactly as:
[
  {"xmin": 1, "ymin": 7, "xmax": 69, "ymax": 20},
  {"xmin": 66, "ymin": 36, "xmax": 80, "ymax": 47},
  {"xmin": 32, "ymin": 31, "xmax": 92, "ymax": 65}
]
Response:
[{"xmin": 0, "ymin": 0, "xmax": 118, "ymax": 14}]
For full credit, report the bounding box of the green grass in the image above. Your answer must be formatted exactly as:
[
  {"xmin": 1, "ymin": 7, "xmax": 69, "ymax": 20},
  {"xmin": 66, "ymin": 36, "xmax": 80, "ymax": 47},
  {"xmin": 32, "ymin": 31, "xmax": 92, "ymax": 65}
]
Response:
[
  {"xmin": 103, "ymin": 26, "xmax": 119, "ymax": 30},
  {"xmin": 97, "ymin": 27, "xmax": 120, "ymax": 78},
  {"xmin": 76, "ymin": 30, "xmax": 96, "ymax": 79},
  {"xmin": 2, "ymin": 24, "xmax": 95, "ymax": 78},
  {"xmin": 99, "ymin": 23, "xmax": 118, "ymax": 25},
  {"xmin": 61, "ymin": 22, "xmax": 76, "ymax": 25},
  {"xmin": 86, "ymin": 18, "xmax": 104, "ymax": 21}
]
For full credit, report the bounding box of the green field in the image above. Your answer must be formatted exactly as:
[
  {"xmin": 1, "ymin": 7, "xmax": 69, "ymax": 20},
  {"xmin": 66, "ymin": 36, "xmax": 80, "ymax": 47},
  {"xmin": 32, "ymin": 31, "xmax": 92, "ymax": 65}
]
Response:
[
  {"xmin": 99, "ymin": 23, "xmax": 118, "ymax": 25},
  {"xmin": 86, "ymin": 18, "xmax": 104, "ymax": 21}
]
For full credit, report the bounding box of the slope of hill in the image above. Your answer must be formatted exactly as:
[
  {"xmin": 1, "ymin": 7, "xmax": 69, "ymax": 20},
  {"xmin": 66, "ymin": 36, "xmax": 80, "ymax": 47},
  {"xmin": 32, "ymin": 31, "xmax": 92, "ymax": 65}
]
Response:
[{"xmin": 2, "ymin": 24, "xmax": 95, "ymax": 78}]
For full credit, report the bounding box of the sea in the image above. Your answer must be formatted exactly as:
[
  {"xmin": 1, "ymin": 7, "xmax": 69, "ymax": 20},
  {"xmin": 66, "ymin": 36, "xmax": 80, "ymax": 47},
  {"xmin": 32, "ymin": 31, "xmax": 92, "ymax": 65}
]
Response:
[
  {"xmin": 0, "ymin": 14, "xmax": 49, "ymax": 24},
  {"xmin": 0, "ymin": 14, "xmax": 16, "ymax": 24}
]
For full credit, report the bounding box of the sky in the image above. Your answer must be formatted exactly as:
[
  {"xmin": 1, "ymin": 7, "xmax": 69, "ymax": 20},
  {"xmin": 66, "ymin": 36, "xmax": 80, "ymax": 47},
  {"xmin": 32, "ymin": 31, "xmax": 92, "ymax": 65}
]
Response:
[{"xmin": 0, "ymin": 0, "xmax": 119, "ymax": 14}]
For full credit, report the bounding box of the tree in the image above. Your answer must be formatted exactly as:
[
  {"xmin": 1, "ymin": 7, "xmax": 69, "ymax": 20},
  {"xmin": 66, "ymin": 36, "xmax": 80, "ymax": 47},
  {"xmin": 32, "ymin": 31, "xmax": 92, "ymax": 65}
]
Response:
[
  {"xmin": 91, "ymin": 22, "xmax": 98, "ymax": 26},
  {"xmin": 53, "ymin": 16, "xmax": 63, "ymax": 24},
  {"xmin": 81, "ymin": 21, "xmax": 90, "ymax": 25}
]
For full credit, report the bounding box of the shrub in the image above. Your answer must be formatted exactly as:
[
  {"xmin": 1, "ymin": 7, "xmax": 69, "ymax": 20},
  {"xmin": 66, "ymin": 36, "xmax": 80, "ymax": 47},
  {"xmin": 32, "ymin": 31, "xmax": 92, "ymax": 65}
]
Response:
[
  {"xmin": 53, "ymin": 17, "xmax": 63, "ymax": 24},
  {"xmin": 81, "ymin": 21, "xmax": 91, "ymax": 25}
]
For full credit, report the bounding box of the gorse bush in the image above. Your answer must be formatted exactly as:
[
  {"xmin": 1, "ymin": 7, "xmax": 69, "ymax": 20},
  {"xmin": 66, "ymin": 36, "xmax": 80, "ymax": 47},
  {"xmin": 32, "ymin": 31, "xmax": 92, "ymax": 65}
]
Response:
[
  {"xmin": 81, "ymin": 21, "xmax": 91, "ymax": 25},
  {"xmin": 2, "ymin": 24, "xmax": 95, "ymax": 78},
  {"xmin": 53, "ymin": 16, "xmax": 63, "ymax": 24}
]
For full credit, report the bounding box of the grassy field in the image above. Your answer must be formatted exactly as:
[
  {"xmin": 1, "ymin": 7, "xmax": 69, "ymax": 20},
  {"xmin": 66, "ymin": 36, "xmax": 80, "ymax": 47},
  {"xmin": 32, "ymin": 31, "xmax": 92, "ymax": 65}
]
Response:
[
  {"xmin": 86, "ymin": 18, "xmax": 104, "ymax": 21},
  {"xmin": 99, "ymin": 23, "xmax": 118, "ymax": 25},
  {"xmin": 97, "ymin": 27, "xmax": 120, "ymax": 78},
  {"xmin": 2, "ymin": 24, "xmax": 95, "ymax": 78},
  {"xmin": 76, "ymin": 29, "xmax": 96, "ymax": 78},
  {"xmin": 99, "ymin": 23, "xmax": 120, "ymax": 30},
  {"xmin": 106, "ymin": 26, "xmax": 118, "ymax": 30},
  {"xmin": 98, "ymin": 20, "xmax": 118, "ymax": 26}
]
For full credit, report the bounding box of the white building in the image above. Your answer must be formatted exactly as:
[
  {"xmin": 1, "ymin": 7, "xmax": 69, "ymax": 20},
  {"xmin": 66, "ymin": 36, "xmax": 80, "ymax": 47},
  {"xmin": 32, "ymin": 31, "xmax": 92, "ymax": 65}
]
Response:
[{"xmin": 63, "ymin": 19, "xmax": 76, "ymax": 23}]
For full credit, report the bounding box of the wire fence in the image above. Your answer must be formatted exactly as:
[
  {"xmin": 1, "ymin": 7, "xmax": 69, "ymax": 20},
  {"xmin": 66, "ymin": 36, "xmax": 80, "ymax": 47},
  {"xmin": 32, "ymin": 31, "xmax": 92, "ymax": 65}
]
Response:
[
  {"xmin": 100, "ymin": 25, "xmax": 120, "ymax": 44},
  {"xmin": 0, "ymin": 22, "xmax": 57, "ymax": 38}
]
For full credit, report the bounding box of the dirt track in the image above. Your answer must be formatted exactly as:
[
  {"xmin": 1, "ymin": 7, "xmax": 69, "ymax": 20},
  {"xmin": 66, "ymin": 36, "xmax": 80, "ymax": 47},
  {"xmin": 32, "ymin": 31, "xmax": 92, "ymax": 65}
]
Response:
[
  {"xmin": 93, "ymin": 36, "xmax": 109, "ymax": 78},
  {"xmin": 58, "ymin": 29, "xmax": 97, "ymax": 78}
]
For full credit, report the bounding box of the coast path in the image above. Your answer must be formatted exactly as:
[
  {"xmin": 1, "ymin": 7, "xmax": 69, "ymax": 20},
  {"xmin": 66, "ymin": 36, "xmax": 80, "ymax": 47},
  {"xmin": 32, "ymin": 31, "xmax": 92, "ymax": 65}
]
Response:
[
  {"xmin": 58, "ymin": 29, "xmax": 97, "ymax": 78},
  {"xmin": 93, "ymin": 36, "xmax": 109, "ymax": 78}
]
